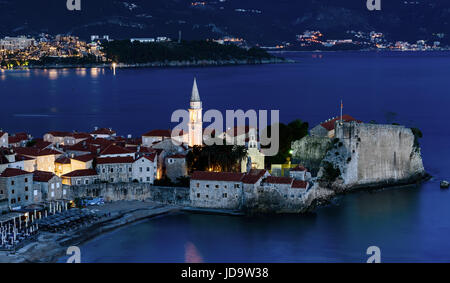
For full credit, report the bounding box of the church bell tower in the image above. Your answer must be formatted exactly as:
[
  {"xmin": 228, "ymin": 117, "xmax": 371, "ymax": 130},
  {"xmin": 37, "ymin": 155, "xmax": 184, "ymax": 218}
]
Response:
[{"xmin": 188, "ymin": 78, "xmax": 203, "ymax": 147}]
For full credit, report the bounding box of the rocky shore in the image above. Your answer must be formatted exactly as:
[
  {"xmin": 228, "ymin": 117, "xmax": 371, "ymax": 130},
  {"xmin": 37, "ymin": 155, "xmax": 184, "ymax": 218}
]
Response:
[{"xmin": 0, "ymin": 201, "xmax": 181, "ymax": 263}]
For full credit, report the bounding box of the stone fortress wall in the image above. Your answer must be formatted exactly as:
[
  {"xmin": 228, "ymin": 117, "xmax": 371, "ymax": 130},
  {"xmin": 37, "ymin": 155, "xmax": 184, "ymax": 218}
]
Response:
[{"xmin": 327, "ymin": 122, "xmax": 425, "ymax": 187}]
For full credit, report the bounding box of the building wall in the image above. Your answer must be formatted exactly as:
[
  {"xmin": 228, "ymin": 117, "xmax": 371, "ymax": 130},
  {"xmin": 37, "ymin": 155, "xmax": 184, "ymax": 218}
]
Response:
[
  {"xmin": 37, "ymin": 154, "xmax": 61, "ymax": 173},
  {"xmin": 0, "ymin": 174, "xmax": 33, "ymax": 209},
  {"xmin": 69, "ymin": 183, "xmax": 189, "ymax": 205},
  {"xmin": 241, "ymin": 148, "xmax": 265, "ymax": 172},
  {"xmin": 97, "ymin": 163, "xmax": 133, "ymax": 183},
  {"xmin": 132, "ymin": 158, "xmax": 157, "ymax": 183},
  {"xmin": 23, "ymin": 159, "xmax": 36, "ymax": 172},
  {"xmin": 310, "ymin": 125, "xmax": 329, "ymax": 137},
  {"xmin": 35, "ymin": 175, "xmax": 63, "ymax": 201},
  {"xmin": 190, "ymin": 179, "xmax": 243, "ymax": 209},
  {"xmin": 71, "ymin": 159, "xmax": 92, "ymax": 171},
  {"xmin": 62, "ymin": 175, "xmax": 98, "ymax": 186},
  {"xmin": 333, "ymin": 122, "xmax": 425, "ymax": 186},
  {"xmin": 55, "ymin": 162, "xmax": 72, "ymax": 177},
  {"xmin": 165, "ymin": 158, "xmax": 187, "ymax": 182}
]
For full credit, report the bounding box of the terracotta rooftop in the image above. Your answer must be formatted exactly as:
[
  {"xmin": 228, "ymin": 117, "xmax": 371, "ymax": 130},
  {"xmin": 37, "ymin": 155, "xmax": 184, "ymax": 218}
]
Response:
[
  {"xmin": 292, "ymin": 180, "xmax": 308, "ymax": 189},
  {"xmin": 14, "ymin": 147, "xmax": 62, "ymax": 157},
  {"xmin": 0, "ymin": 132, "xmax": 6, "ymax": 138},
  {"xmin": 166, "ymin": 154, "xmax": 186, "ymax": 159},
  {"xmin": 142, "ymin": 129, "xmax": 171, "ymax": 138},
  {"xmin": 320, "ymin": 114, "xmax": 361, "ymax": 131},
  {"xmin": 33, "ymin": 170, "xmax": 56, "ymax": 182},
  {"xmin": 291, "ymin": 165, "xmax": 307, "ymax": 172},
  {"xmin": 100, "ymin": 144, "xmax": 134, "ymax": 156},
  {"xmin": 0, "ymin": 168, "xmax": 32, "ymax": 178},
  {"xmin": 71, "ymin": 154, "xmax": 95, "ymax": 162},
  {"xmin": 264, "ymin": 176, "xmax": 293, "ymax": 185},
  {"xmin": 191, "ymin": 171, "xmax": 245, "ymax": 182},
  {"xmin": 136, "ymin": 153, "xmax": 156, "ymax": 162},
  {"xmin": 55, "ymin": 156, "xmax": 71, "ymax": 164},
  {"xmin": 96, "ymin": 156, "xmax": 135, "ymax": 164},
  {"xmin": 62, "ymin": 169, "xmax": 98, "ymax": 178},
  {"xmin": 46, "ymin": 131, "xmax": 71, "ymax": 137},
  {"xmin": 242, "ymin": 169, "xmax": 267, "ymax": 184}
]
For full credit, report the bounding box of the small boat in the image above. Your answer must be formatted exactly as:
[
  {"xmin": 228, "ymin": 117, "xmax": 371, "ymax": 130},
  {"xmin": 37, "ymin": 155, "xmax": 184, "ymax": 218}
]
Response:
[{"xmin": 440, "ymin": 181, "xmax": 450, "ymax": 189}]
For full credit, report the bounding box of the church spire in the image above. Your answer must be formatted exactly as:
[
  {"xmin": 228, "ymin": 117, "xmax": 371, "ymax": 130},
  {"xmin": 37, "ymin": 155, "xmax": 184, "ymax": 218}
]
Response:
[{"xmin": 191, "ymin": 77, "xmax": 201, "ymax": 102}]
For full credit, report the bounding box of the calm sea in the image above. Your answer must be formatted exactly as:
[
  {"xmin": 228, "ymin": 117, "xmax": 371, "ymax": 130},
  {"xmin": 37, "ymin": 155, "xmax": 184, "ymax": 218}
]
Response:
[{"xmin": 1, "ymin": 51, "xmax": 449, "ymax": 262}]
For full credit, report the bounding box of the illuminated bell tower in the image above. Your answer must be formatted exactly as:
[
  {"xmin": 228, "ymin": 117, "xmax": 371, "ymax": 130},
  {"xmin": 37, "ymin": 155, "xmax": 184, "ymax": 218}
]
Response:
[{"xmin": 188, "ymin": 77, "xmax": 203, "ymax": 147}]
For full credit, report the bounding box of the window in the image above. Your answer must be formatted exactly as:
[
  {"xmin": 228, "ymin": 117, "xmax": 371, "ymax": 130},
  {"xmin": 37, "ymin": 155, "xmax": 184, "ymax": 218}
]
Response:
[
  {"xmin": 57, "ymin": 183, "xmax": 60, "ymax": 188},
  {"xmin": 11, "ymin": 181, "xmax": 14, "ymax": 186},
  {"xmin": 139, "ymin": 167, "xmax": 143, "ymax": 172},
  {"xmin": 85, "ymin": 180, "xmax": 89, "ymax": 185},
  {"xmin": 11, "ymin": 189, "xmax": 14, "ymax": 194},
  {"xmin": 18, "ymin": 197, "xmax": 21, "ymax": 202},
  {"xmin": 25, "ymin": 196, "xmax": 28, "ymax": 200},
  {"xmin": 224, "ymin": 185, "xmax": 227, "ymax": 189},
  {"xmin": 25, "ymin": 178, "xmax": 28, "ymax": 182},
  {"xmin": 234, "ymin": 184, "xmax": 240, "ymax": 188},
  {"xmin": 10, "ymin": 199, "xmax": 15, "ymax": 204},
  {"xmin": 129, "ymin": 168, "xmax": 132, "ymax": 172},
  {"xmin": 197, "ymin": 193, "xmax": 200, "ymax": 198},
  {"xmin": 51, "ymin": 183, "xmax": 55, "ymax": 189},
  {"xmin": 196, "ymin": 183, "xmax": 199, "ymax": 188},
  {"xmin": 119, "ymin": 168, "xmax": 123, "ymax": 173},
  {"xmin": 25, "ymin": 186, "xmax": 28, "ymax": 192},
  {"xmin": 147, "ymin": 177, "xmax": 150, "ymax": 182},
  {"xmin": 51, "ymin": 192, "xmax": 55, "ymax": 197},
  {"xmin": 63, "ymin": 189, "xmax": 67, "ymax": 195},
  {"xmin": 102, "ymin": 168, "xmax": 106, "ymax": 173},
  {"xmin": 77, "ymin": 180, "xmax": 81, "ymax": 185},
  {"xmin": 110, "ymin": 178, "xmax": 114, "ymax": 182},
  {"xmin": 206, "ymin": 195, "xmax": 209, "ymax": 198},
  {"xmin": 110, "ymin": 168, "xmax": 114, "ymax": 173},
  {"xmin": 206, "ymin": 185, "xmax": 210, "ymax": 188},
  {"xmin": 34, "ymin": 190, "xmax": 38, "ymax": 196},
  {"xmin": 223, "ymin": 193, "xmax": 228, "ymax": 198},
  {"xmin": 147, "ymin": 167, "xmax": 150, "ymax": 172},
  {"xmin": 215, "ymin": 185, "xmax": 219, "ymax": 188}
]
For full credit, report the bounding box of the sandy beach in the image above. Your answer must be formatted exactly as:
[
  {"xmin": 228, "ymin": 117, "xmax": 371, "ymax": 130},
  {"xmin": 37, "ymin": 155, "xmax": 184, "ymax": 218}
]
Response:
[{"xmin": 0, "ymin": 201, "xmax": 181, "ymax": 263}]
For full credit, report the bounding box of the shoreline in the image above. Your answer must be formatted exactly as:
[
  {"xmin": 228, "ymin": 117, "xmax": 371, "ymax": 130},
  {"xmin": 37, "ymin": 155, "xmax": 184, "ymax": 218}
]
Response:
[{"xmin": 1, "ymin": 58, "xmax": 291, "ymax": 71}]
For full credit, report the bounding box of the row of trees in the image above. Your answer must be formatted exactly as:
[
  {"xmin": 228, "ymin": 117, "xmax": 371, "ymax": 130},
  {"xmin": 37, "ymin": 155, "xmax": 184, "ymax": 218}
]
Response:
[{"xmin": 102, "ymin": 40, "xmax": 276, "ymax": 64}]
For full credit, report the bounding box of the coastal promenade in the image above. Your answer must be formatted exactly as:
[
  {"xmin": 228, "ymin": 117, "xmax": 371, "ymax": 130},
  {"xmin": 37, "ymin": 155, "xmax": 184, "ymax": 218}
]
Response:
[{"xmin": 0, "ymin": 201, "xmax": 181, "ymax": 263}]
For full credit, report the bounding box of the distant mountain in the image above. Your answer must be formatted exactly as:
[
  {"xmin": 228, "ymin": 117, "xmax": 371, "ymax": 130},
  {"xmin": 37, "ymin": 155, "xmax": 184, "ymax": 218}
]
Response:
[{"xmin": 1, "ymin": 0, "xmax": 450, "ymax": 45}]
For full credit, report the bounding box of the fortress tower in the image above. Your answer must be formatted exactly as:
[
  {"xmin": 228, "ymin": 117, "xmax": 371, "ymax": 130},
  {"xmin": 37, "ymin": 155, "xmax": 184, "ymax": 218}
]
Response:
[{"xmin": 188, "ymin": 78, "xmax": 203, "ymax": 147}]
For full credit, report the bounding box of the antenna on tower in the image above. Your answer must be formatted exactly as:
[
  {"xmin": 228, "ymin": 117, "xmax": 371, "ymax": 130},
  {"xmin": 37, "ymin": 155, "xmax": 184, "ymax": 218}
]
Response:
[{"xmin": 340, "ymin": 100, "xmax": 343, "ymax": 125}]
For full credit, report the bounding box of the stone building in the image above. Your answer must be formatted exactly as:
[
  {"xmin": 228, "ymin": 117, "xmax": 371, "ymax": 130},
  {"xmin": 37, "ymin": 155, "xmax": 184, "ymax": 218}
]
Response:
[
  {"xmin": 141, "ymin": 129, "xmax": 172, "ymax": 147},
  {"xmin": 33, "ymin": 171, "xmax": 64, "ymax": 201},
  {"xmin": 7, "ymin": 132, "xmax": 29, "ymax": 147},
  {"xmin": 0, "ymin": 168, "xmax": 33, "ymax": 209},
  {"xmin": 190, "ymin": 171, "xmax": 245, "ymax": 209},
  {"xmin": 15, "ymin": 147, "xmax": 62, "ymax": 173},
  {"xmin": 55, "ymin": 156, "xmax": 72, "ymax": 177},
  {"xmin": 132, "ymin": 155, "xmax": 157, "ymax": 183},
  {"xmin": 99, "ymin": 144, "xmax": 134, "ymax": 158},
  {"xmin": 289, "ymin": 165, "xmax": 311, "ymax": 181},
  {"xmin": 61, "ymin": 169, "xmax": 99, "ymax": 186},
  {"xmin": 71, "ymin": 154, "xmax": 94, "ymax": 171},
  {"xmin": 96, "ymin": 156, "xmax": 134, "ymax": 183},
  {"xmin": 165, "ymin": 154, "xmax": 187, "ymax": 182}
]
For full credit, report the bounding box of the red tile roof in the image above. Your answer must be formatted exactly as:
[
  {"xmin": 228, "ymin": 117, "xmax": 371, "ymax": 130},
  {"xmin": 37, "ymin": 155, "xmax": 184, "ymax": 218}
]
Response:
[
  {"xmin": 15, "ymin": 154, "xmax": 35, "ymax": 161},
  {"xmin": 14, "ymin": 147, "xmax": 62, "ymax": 157},
  {"xmin": 55, "ymin": 156, "xmax": 71, "ymax": 164},
  {"xmin": 320, "ymin": 115, "xmax": 361, "ymax": 131},
  {"xmin": 34, "ymin": 141, "xmax": 52, "ymax": 150},
  {"xmin": 46, "ymin": 131, "xmax": 71, "ymax": 137},
  {"xmin": 33, "ymin": 170, "xmax": 56, "ymax": 182},
  {"xmin": 62, "ymin": 169, "xmax": 98, "ymax": 178},
  {"xmin": 0, "ymin": 132, "xmax": 6, "ymax": 138},
  {"xmin": 91, "ymin": 128, "xmax": 116, "ymax": 135},
  {"xmin": 0, "ymin": 168, "xmax": 32, "ymax": 178},
  {"xmin": 72, "ymin": 133, "xmax": 91, "ymax": 139},
  {"xmin": 71, "ymin": 154, "xmax": 95, "ymax": 162},
  {"xmin": 142, "ymin": 129, "xmax": 171, "ymax": 138},
  {"xmin": 100, "ymin": 144, "xmax": 134, "ymax": 156},
  {"xmin": 191, "ymin": 171, "xmax": 245, "ymax": 182},
  {"xmin": 242, "ymin": 169, "xmax": 267, "ymax": 184},
  {"xmin": 136, "ymin": 153, "xmax": 156, "ymax": 162},
  {"xmin": 96, "ymin": 156, "xmax": 134, "ymax": 164},
  {"xmin": 292, "ymin": 180, "xmax": 308, "ymax": 189},
  {"xmin": 264, "ymin": 176, "xmax": 293, "ymax": 185},
  {"xmin": 291, "ymin": 165, "xmax": 307, "ymax": 172}
]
